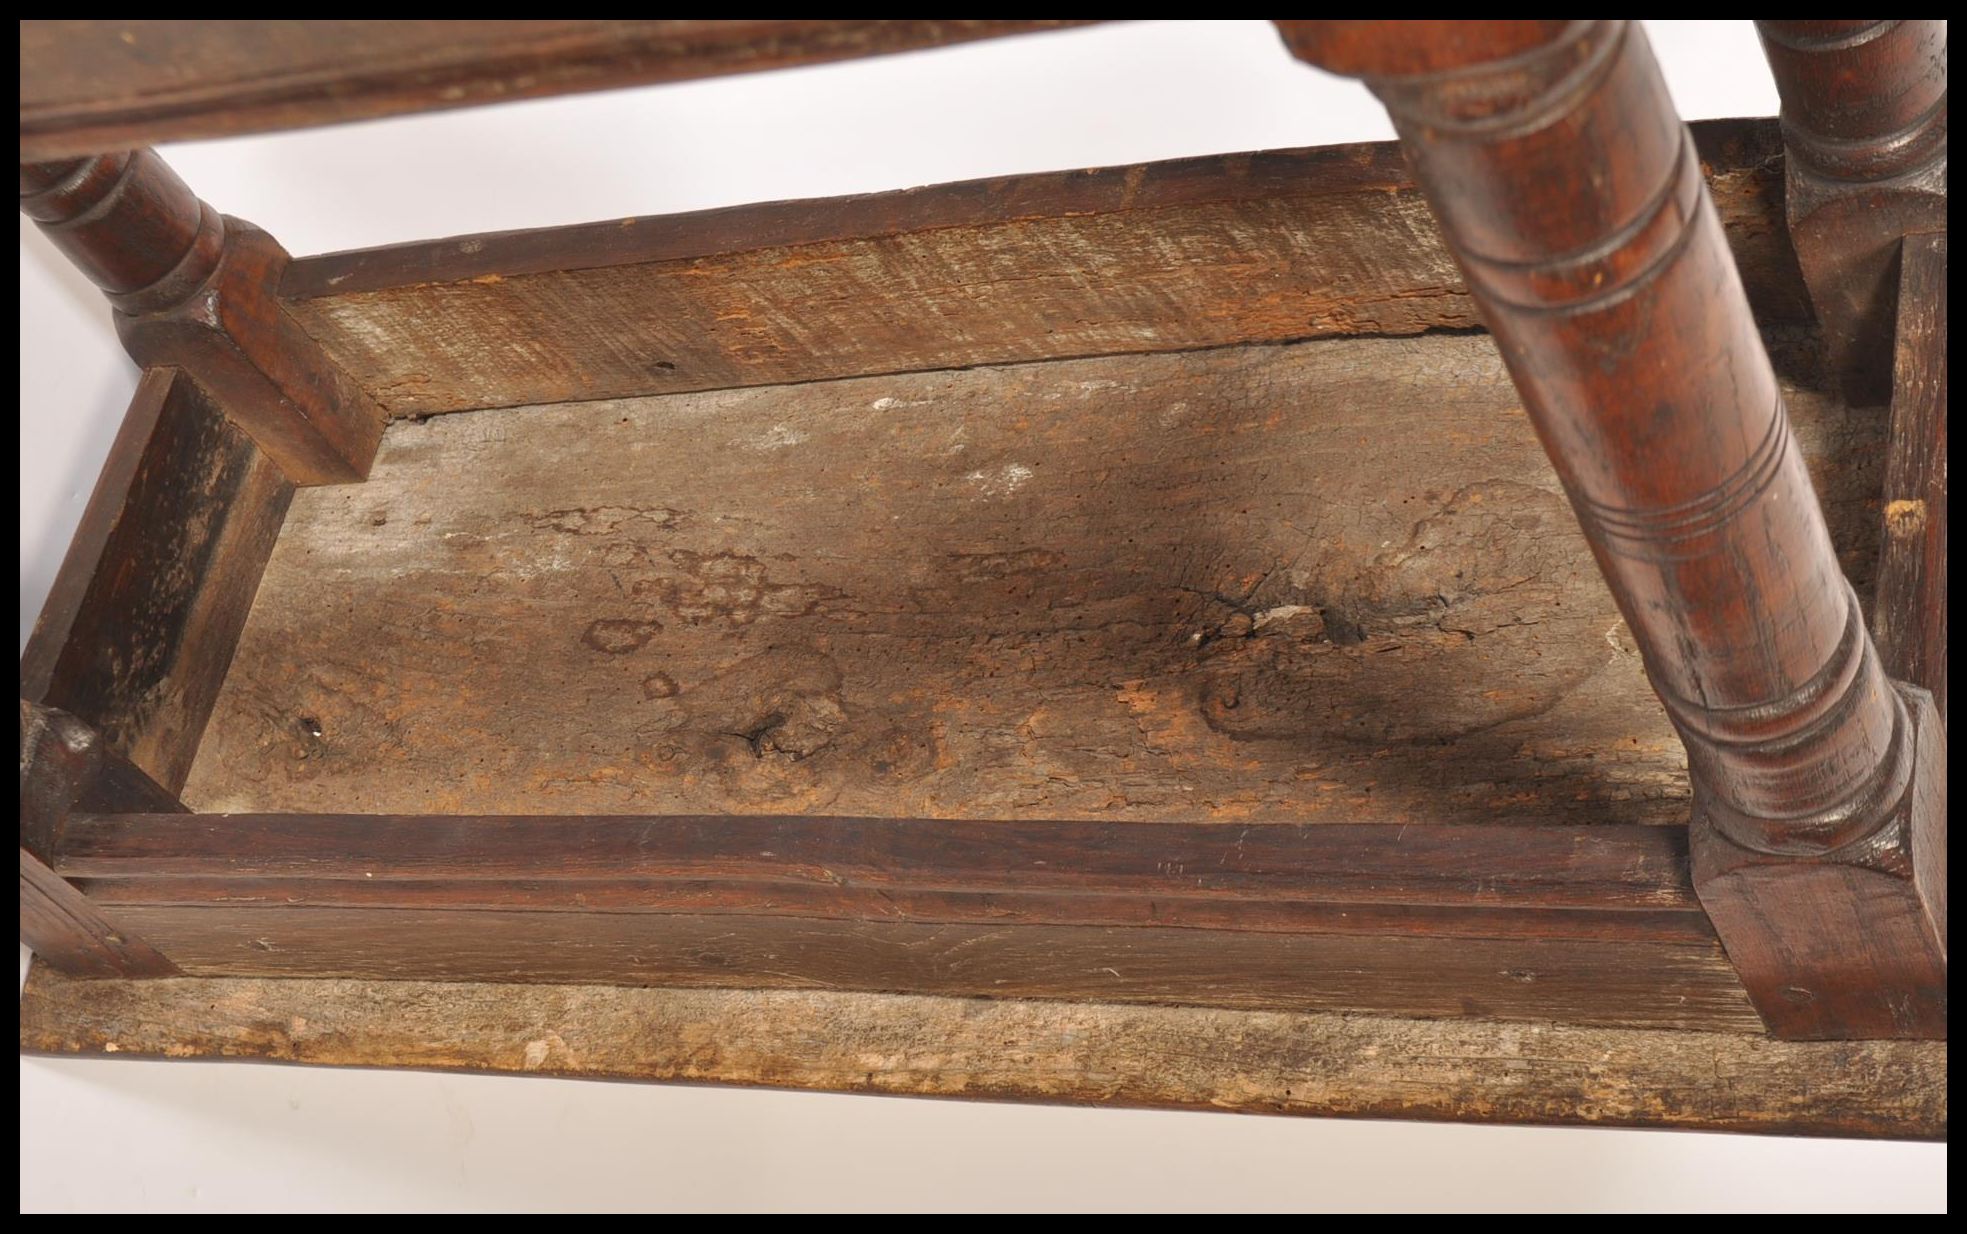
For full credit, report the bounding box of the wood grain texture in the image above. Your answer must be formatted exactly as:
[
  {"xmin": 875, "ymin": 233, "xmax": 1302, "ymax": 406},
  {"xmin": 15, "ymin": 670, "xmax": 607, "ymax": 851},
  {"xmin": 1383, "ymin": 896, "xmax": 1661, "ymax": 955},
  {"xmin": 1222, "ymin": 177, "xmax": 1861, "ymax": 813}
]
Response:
[
  {"xmin": 19, "ymin": 852, "xmax": 177, "ymax": 978},
  {"xmin": 178, "ymin": 335, "xmax": 1884, "ymax": 829},
  {"xmin": 19, "ymin": 369, "xmax": 292, "ymax": 793},
  {"xmin": 1274, "ymin": 21, "xmax": 1571, "ymax": 77},
  {"xmin": 1693, "ymin": 684, "xmax": 1948, "ymax": 1039},
  {"xmin": 274, "ymin": 120, "xmax": 1809, "ymax": 419},
  {"xmin": 55, "ymin": 809, "xmax": 1740, "ymax": 1022},
  {"xmin": 19, "ymin": 966, "xmax": 1947, "ymax": 1139},
  {"xmin": 18, "ymin": 21, "xmax": 1095, "ymax": 161},
  {"xmin": 19, "ymin": 702, "xmax": 187, "ymax": 862},
  {"xmin": 1285, "ymin": 20, "xmax": 1945, "ymax": 1038},
  {"xmin": 1757, "ymin": 20, "xmax": 1948, "ymax": 404},
  {"xmin": 57, "ymin": 813, "xmax": 1702, "ymax": 908},
  {"xmin": 17, "ymin": 152, "xmax": 223, "ymax": 313},
  {"xmin": 75, "ymin": 881, "xmax": 1714, "ymax": 946},
  {"xmin": 20, "ymin": 369, "xmax": 179, "ymax": 706},
  {"xmin": 20, "ymin": 152, "xmax": 385, "ymax": 484},
  {"xmin": 85, "ymin": 904, "xmax": 1756, "ymax": 1031},
  {"xmin": 115, "ymin": 219, "xmax": 386, "ymax": 486},
  {"xmin": 1876, "ymin": 233, "xmax": 1948, "ymax": 723},
  {"xmin": 18, "ymin": 702, "xmax": 181, "ymax": 977}
]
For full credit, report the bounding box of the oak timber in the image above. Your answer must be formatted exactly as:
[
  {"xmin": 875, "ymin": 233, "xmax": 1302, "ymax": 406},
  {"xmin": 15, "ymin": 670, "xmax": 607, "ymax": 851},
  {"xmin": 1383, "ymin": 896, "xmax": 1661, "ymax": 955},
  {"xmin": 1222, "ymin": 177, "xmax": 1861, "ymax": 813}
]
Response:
[
  {"xmin": 1757, "ymin": 20, "xmax": 1949, "ymax": 404},
  {"xmin": 17, "ymin": 855, "xmax": 171, "ymax": 978},
  {"xmin": 14, "ymin": 19, "xmax": 1950, "ymax": 1133},
  {"xmin": 19, "ymin": 966, "xmax": 1947, "ymax": 1139},
  {"xmin": 58, "ymin": 813, "xmax": 1701, "ymax": 907},
  {"xmin": 18, "ymin": 21, "xmax": 1095, "ymax": 162},
  {"xmin": 1282, "ymin": 18, "xmax": 1949, "ymax": 1041},
  {"xmin": 81, "ymin": 906, "xmax": 1758, "ymax": 1030},
  {"xmin": 18, "ymin": 702, "xmax": 182, "ymax": 977},
  {"xmin": 179, "ymin": 334, "xmax": 1883, "ymax": 830},
  {"xmin": 1876, "ymin": 233, "xmax": 1948, "ymax": 723},
  {"xmin": 273, "ymin": 120, "xmax": 1810, "ymax": 419},
  {"xmin": 56, "ymin": 810, "xmax": 1749, "ymax": 1029},
  {"xmin": 20, "ymin": 153, "xmax": 386, "ymax": 484},
  {"xmin": 19, "ymin": 369, "xmax": 292, "ymax": 792},
  {"xmin": 147, "ymin": 326, "xmax": 1879, "ymax": 1029}
]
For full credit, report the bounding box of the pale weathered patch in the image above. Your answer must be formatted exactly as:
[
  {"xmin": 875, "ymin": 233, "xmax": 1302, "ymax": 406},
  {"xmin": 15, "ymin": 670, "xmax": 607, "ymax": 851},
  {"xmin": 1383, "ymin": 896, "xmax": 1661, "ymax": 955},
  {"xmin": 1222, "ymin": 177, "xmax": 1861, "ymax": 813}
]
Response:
[
  {"xmin": 184, "ymin": 333, "xmax": 1878, "ymax": 826},
  {"xmin": 19, "ymin": 966, "xmax": 1946, "ymax": 1139}
]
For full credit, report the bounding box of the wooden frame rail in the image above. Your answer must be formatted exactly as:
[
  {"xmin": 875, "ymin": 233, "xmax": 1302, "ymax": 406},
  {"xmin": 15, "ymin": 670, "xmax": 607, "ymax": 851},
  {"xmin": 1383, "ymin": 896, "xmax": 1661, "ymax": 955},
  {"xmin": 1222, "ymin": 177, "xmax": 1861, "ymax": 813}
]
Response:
[
  {"xmin": 40, "ymin": 803, "xmax": 1756, "ymax": 1030},
  {"xmin": 16, "ymin": 18, "xmax": 1950, "ymax": 1123}
]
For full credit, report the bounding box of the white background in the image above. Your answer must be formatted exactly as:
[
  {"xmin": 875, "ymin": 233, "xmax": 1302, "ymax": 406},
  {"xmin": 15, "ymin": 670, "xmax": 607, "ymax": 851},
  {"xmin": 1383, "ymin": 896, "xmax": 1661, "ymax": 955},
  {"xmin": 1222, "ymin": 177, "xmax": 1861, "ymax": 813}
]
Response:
[{"xmin": 18, "ymin": 20, "xmax": 1948, "ymax": 1213}]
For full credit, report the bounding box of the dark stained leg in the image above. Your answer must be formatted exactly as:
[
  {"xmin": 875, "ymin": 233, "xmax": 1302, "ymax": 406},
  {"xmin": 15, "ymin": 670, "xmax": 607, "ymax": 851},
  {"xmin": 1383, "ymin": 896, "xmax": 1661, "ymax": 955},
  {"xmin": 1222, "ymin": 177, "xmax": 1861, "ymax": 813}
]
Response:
[
  {"xmin": 20, "ymin": 150, "xmax": 383, "ymax": 484},
  {"xmin": 1278, "ymin": 20, "xmax": 1946, "ymax": 1039},
  {"xmin": 1756, "ymin": 20, "xmax": 1947, "ymax": 405}
]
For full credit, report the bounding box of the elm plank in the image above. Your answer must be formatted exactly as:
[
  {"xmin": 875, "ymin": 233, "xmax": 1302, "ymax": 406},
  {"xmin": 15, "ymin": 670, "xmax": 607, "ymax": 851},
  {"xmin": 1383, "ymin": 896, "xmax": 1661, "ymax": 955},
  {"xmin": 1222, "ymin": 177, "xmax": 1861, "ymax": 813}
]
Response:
[
  {"xmin": 18, "ymin": 21, "xmax": 1095, "ymax": 161},
  {"xmin": 276, "ymin": 120, "xmax": 1810, "ymax": 418},
  {"xmin": 1876, "ymin": 233, "xmax": 1948, "ymax": 723},
  {"xmin": 102, "ymin": 904, "xmax": 1757, "ymax": 1031},
  {"xmin": 181, "ymin": 334, "xmax": 1883, "ymax": 830},
  {"xmin": 19, "ymin": 967, "xmax": 1946, "ymax": 1138},
  {"xmin": 20, "ymin": 369, "xmax": 293, "ymax": 792}
]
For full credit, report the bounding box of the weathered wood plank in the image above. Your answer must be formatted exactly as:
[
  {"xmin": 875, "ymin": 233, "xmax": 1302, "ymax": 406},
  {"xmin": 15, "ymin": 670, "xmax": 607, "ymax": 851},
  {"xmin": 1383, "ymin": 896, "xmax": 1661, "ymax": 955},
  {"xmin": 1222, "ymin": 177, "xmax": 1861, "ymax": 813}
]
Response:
[
  {"xmin": 20, "ymin": 369, "xmax": 179, "ymax": 706},
  {"xmin": 18, "ymin": 21, "xmax": 1094, "ymax": 161},
  {"xmin": 19, "ymin": 966, "xmax": 1946, "ymax": 1138},
  {"xmin": 20, "ymin": 369, "xmax": 293, "ymax": 792},
  {"xmin": 92, "ymin": 904, "xmax": 1758, "ymax": 1031},
  {"xmin": 275, "ymin": 120, "xmax": 1810, "ymax": 418},
  {"xmin": 181, "ymin": 334, "xmax": 1883, "ymax": 831},
  {"xmin": 1876, "ymin": 232, "xmax": 1948, "ymax": 724}
]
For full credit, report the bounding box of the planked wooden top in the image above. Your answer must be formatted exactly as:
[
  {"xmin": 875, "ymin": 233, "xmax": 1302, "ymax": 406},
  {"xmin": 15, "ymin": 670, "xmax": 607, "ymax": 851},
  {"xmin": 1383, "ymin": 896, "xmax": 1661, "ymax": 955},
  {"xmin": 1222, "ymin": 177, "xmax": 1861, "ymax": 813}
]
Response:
[
  {"xmin": 18, "ymin": 20, "xmax": 1095, "ymax": 161},
  {"xmin": 19, "ymin": 964, "xmax": 1947, "ymax": 1139}
]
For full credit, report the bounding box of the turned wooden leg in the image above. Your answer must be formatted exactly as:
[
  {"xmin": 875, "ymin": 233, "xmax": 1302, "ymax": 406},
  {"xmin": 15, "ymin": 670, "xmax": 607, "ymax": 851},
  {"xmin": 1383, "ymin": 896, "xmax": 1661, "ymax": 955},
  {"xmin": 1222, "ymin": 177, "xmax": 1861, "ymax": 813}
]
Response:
[
  {"xmin": 1756, "ymin": 20, "xmax": 1948, "ymax": 406},
  {"xmin": 20, "ymin": 150, "xmax": 383, "ymax": 484},
  {"xmin": 1280, "ymin": 20, "xmax": 1946, "ymax": 1039}
]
